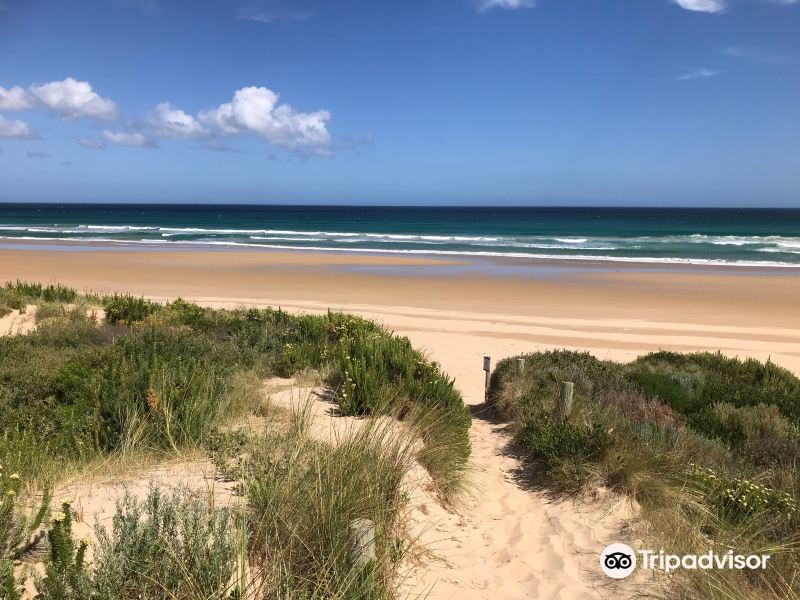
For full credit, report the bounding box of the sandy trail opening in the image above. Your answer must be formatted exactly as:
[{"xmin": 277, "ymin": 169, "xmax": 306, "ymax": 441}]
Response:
[
  {"xmin": 262, "ymin": 371, "xmax": 639, "ymax": 599},
  {"xmin": 394, "ymin": 330, "xmax": 639, "ymax": 600}
]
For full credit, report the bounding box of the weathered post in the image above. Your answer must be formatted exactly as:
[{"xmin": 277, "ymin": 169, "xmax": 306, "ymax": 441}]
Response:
[
  {"xmin": 558, "ymin": 381, "xmax": 574, "ymax": 421},
  {"xmin": 517, "ymin": 358, "xmax": 525, "ymax": 374},
  {"xmin": 483, "ymin": 356, "xmax": 491, "ymax": 402},
  {"xmin": 350, "ymin": 518, "xmax": 376, "ymax": 567}
]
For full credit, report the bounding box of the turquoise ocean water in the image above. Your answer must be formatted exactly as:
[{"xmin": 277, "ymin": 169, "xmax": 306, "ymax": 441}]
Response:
[{"xmin": 1, "ymin": 204, "xmax": 800, "ymax": 267}]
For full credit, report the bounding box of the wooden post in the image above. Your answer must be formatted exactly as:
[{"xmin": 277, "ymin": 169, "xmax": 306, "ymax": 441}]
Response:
[
  {"xmin": 517, "ymin": 358, "xmax": 525, "ymax": 374},
  {"xmin": 483, "ymin": 356, "xmax": 491, "ymax": 402},
  {"xmin": 558, "ymin": 381, "xmax": 574, "ymax": 421},
  {"xmin": 350, "ymin": 518, "xmax": 376, "ymax": 567}
]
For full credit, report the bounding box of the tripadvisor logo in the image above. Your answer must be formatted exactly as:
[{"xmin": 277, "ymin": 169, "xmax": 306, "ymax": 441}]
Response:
[
  {"xmin": 601, "ymin": 543, "xmax": 637, "ymax": 579},
  {"xmin": 601, "ymin": 543, "xmax": 770, "ymax": 579}
]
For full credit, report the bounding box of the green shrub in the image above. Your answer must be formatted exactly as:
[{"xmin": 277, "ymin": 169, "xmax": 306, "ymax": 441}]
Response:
[
  {"xmin": 1, "ymin": 468, "xmax": 51, "ymax": 600},
  {"xmin": 694, "ymin": 402, "xmax": 798, "ymax": 446},
  {"xmin": 91, "ymin": 487, "xmax": 237, "ymax": 600},
  {"xmin": 519, "ymin": 409, "xmax": 612, "ymax": 489},
  {"xmin": 633, "ymin": 351, "xmax": 800, "ymax": 422},
  {"xmin": 34, "ymin": 303, "xmax": 66, "ymax": 324},
  {"xmin": 0, "ymin": 558, "xmax": 19, "ymax": 600},
  {"xmin": 688, "ymin": 464, "xmax": 798, "ymax": 525},
  {"xmin": 2, "ymin": 281, "xmax": 77, "ymax": 306},
  {"xmin": 103, "ymin": 294, "xmax": 160, "ymax": 325},
  {"xmin": 629, "ymin": 371, "xmax": 696, "ymax": 413},
  {"xmin": 36, "ymin": 500, "xmax": 92, "ymax": 600}
]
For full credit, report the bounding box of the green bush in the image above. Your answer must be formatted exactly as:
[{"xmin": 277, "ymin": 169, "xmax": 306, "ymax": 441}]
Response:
[
  {"xmin": 632, "ymin": 351, "xmax": 800, "ymax": 422},
  {"xmin": 1, "ymin": 467, "xmax": 50, "ymax": 562},
  {"xmin": 628, "ymin": 371, "xmax": 696, "ymax": 413},
  {"xmin": 36, "ymin": 500, "xmax": 92, "ymax": 600},
  {"xmin": 518, "ymin": 408, "xmax": 612, "ymax": 488},
  {"xmin": 1, "ymin": 281, "xmax": 77, "ymax": 308},
  {"xmin": 91, "ymin": 487, "xmax": 237, "ymax": 600},
  {"xmin": 31, "ymin": 489, "xmax": 237, "ymax": 600},
  {"xmin": 103, "ymin": 294, "xmax": 160, "ymax": 325}
]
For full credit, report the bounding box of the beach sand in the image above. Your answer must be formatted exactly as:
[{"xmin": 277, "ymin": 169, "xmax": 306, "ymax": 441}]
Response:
[{"xmin": 3, "ymin": 244, "xmax": 800, "ymax": 599}]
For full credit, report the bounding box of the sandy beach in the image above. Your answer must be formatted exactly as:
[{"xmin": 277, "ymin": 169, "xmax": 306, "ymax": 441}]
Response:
[
  {"xmin": 2, "ymin": 244, "xmax": 799, "ymax": 370},
  {"xmin": 3, "ymin": 244, "xmax": 800, "ymax": 599}
]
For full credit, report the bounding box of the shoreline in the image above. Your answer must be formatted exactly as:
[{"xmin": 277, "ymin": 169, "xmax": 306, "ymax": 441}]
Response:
[
  {"xmin": 2, "ymin": 243, "xmax": 800, "ymax": 372},
  {"xmin": 2, "ymin": 237, "xmax": 800, "ymax": 275}
]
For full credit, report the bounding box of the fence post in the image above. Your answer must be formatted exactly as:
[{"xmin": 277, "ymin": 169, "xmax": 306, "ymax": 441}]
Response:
[
  {"xmin": 350, "ymin": 518, "xmax": 376, "ymax": 567},
  {"xmin": 558, "ymin": 381, "xmax": 574, "ymax": 421},
  {"xmin": 517, "ymin": 358, "xmax": 525, "ymax": 374},
  {"xmin": 483, "ymin": 356, "xmax": 491, "ymax": 402}
]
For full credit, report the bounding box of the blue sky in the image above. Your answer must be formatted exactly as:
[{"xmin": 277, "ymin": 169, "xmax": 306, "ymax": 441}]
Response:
[{"xmin": 0, "ymin": 0, "xmax": 798, "ymax": 206}]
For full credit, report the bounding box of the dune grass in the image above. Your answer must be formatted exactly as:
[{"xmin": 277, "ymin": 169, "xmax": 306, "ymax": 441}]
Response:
[
  {"xmin": 489, "ymin": 349, "xmax": 800, "ymax": 600},
  {"xmin": 0, "ymin": 281, "xmax": 470, "ymax": 598}
]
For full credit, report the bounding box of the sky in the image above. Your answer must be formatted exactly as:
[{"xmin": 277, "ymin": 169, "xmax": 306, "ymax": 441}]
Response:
[{"xmin": 0, "ymin": 0, "xmax": 799, "ymax": 206}]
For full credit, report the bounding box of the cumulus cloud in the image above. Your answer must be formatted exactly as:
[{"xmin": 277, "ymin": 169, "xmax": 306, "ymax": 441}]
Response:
[
  {"xmin": 147, "ymin": 102, "xmax": 206, "ymax": 138},
  {"xmin": 103, "ymin": 129, "xmax": 154, "ymax": 147},
  {"xmin": 1, "ymin": 78, "xmax": 334, "ymax": 156},
  {"xmin": 673, "ymin": 0, "xmax": 726, "ymax": 12},
  {"xmin": 0, "ymin": 115, "xmax": 38, "ymax": 139},
  {"xmin": 674, "ymin": 67, "xmax": 720, "ymax": 80},
  {"xmin": 30, "ymin": 77, "xmax": 118, "ymax": 120},
  {"xmin": 0, "ymin": 85, "xmax": 35, "ymax": 111},
  {"xmin": 198, "ymin": 86, "xmax": 331, "ymax": 151}
]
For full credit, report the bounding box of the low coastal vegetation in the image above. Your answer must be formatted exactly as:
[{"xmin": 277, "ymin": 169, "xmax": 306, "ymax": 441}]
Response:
[
  {"xmin": 0, "ymin": 280, "xmax": 471, "ymax": 599},
  {"xmin": 490, "ymin": 350, "xmax": 800, "ymax": 600}
]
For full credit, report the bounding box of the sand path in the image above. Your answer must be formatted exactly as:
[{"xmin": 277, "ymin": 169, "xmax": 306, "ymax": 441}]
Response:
[
  {"xmin": 396, "ymin": 327, "xmax": 637, "ymax": 600},
  {"xmin": 262, "ymin": 366, "xmax": 638, "ymax": 599}
]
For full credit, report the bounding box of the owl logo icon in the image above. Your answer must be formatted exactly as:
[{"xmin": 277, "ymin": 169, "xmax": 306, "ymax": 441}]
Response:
[{"xmin": 601, "ymin": 543, "xmax": 637, "ymax": 579}]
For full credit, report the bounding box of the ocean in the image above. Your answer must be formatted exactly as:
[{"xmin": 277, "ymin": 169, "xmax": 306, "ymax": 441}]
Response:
[{"xmin": 1, "ymin": 204, "xmax": 800, "ymax": 267}]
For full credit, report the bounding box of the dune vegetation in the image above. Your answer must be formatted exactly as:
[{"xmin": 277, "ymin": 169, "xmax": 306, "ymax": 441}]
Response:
[
  {"xmin": 489, "ymin": 349, "xmax": 800, "ymax": 600},
  {"xmin": 0, "ymin": 281, "xmax": 471, "ymax": 599}
]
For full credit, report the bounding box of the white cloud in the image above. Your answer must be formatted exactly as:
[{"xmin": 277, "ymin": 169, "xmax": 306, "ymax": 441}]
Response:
[
  {"xmin": 76, "ymin": 137, "xmax": 108, "ymax": 149},
  {"xmin": 147, "ymin": 102, "xmax": 206, "ymax": 137},
  {"xmin": 673, "ymin": 0, "xmax": 726, "ymax": 12},
  {"xmin": 0, "ymin": 115, "xmax": 37, "ymax": 139},
  {"xmin": 237, "ymin": 4, "xmax": 317, "ymax": 24},
  {"xmin": 0, "ymin": 85, "xmax": 35, "ymax": 111},
  {"xmin": 103, "ymin": 129, "xmax": 153, "ymax": 147},
  {"xmin": 675, "ymin": 67, "xmax": 720, "ymax": 81},
  {"xmin": 30, "ymin": 77, "xmax": 118, "ymax": 120},
  {"xmin": 478, "ymin": 0, "xmax": 535, "ymax": 11},
  {"xmin": 199, "ymin": 86, "xmax": 331, "ymax": 150},
  {"xmin": 725, "ymin": 45, "xmax": 784, "ymax": 64}
]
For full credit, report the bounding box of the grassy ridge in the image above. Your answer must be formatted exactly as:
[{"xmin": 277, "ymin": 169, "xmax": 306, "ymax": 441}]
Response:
[
  {"xmin": 0, "ymin": 281, "xmax": 471, "ymax": 599},
  {"xmin": 489, "ymin": 349, "xmax": 800, "ymax": 600}
]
